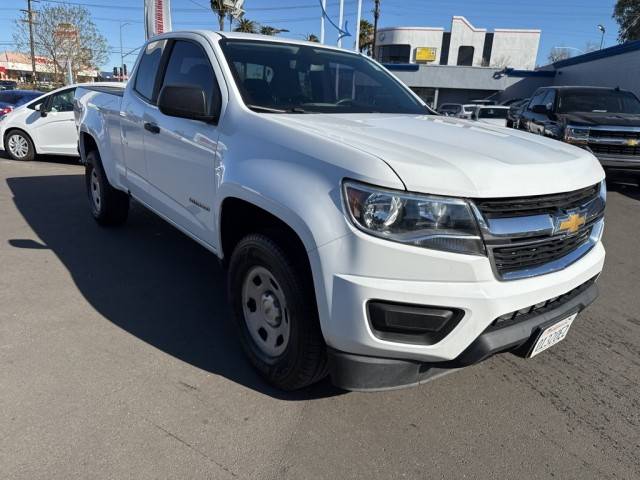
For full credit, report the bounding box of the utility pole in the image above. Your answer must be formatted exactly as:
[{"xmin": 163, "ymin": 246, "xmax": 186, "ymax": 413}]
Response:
[
  {"xmin": 372, "ymin": 0, "xmax": 380, "ymax": 60},
  {"xmin": 21, "ymin": 0, "xmax": 38, "ymax": 87},
  {"xmin": 354, "ymin": 0, "xmax": 362, "ymax": 52},
  {"xmin": 337, "ymin": 0, "xmax": 344, "ymax": 47},
  {"xmin": 119, "ymin": 22, "xmax": 131, "ymax": 81},
  {"xmin": 320, "ymin": 0, "xmax": 326, "ymax": 44}
]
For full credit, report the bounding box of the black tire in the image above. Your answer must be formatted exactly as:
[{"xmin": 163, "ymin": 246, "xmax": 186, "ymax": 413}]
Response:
[
  {"xmin": 4, "ymin": 129, "xmax": 35, "ymax": 161},
  {"xmin": 228, "ymin": 233, "xmax": 328, "ymax": 390},
  {"xmin": 85, "ymin": 150, "xmax": 129, "ymax": 226}
]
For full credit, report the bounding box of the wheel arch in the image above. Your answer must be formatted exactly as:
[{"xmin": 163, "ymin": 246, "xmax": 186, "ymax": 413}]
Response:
[{"xmin": 218, "ymin": 195, "xmax": 315, "ymax": 269}]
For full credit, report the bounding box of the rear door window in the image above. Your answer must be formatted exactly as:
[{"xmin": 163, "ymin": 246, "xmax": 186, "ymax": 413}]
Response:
[{"xmin": 134, "ymin": 39, "xmax": 168, "ymax": 102}]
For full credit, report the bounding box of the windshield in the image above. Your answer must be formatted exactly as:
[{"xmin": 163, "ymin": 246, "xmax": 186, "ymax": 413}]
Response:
[
  {"xmin": 219, "ymin": 39, "xmax": 430, "ymax": 114},
  {"xmin": 557, "ymin": 89, "xmax": 640, "ymax": 114},
  {"xmin": 478, "ymin": 108, "xmax": 508, "ymax": 119}
]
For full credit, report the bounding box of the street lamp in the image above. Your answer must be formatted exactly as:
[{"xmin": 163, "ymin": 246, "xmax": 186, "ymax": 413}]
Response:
[
  {"xmin": 119, "ymin": 22, "xmax": 131, "ymax": 80},
  {"xmin": 597, "ymin": 24, "xmax": 606, "ymax": 50}
]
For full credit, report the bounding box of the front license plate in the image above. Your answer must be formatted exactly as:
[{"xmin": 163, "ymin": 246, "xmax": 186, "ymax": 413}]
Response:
[{"xmin": 528, "ymin": 313, "xmax": 578, "ymax": 358}]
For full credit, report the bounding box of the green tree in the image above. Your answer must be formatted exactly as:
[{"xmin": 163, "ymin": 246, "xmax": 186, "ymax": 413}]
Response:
[
  {"xmin": 210, "ymin": 0, "xmax": 232, "ymax": 31},
  {"xmin": 359, "ymin": 19, "xmax": 374, "ymax": 54},
  {"xmin": 260, "ymin": 26, "xmax": 289, "ymax": 36},
  {"xmin": 234, "ymin": 18, "xmax": 257, "ymax": 34},
  {"xmin": 613, "ymin": 0, "xmax": 640, "ymax": 42},
  {"xmin": 13, "ymin": 4, "xmax": 108, "ymax": 84}
]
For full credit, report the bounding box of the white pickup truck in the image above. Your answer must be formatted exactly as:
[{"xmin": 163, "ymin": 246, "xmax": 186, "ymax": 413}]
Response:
[{"xmin": 75, "ymin": 31, "xmax": 606, "ymax": 391}]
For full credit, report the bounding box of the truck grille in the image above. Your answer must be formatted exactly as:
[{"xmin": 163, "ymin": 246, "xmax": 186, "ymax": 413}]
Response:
[
  {"xmin": 492, "ymin": 227, "xmax": 592, "ymax": 275},
  {"xmin": 589, "ymin": 143, "xmax": 640, "ymax": 156},
  {"xmin": 588, "ymin": 129, "xmax": 640, "ymax": 140},
  {"xmin": 473, "ymin": 183, "xmax": 604, "ymax": 280},
  {"xmin": 473, "ymin": 184, "xmax": 599, "ymax": 219}
]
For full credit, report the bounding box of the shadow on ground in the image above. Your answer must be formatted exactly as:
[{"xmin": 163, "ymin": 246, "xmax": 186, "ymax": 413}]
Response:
[
  {"xmin": 605, "ymin": 171, "xmax": 640, "ymax": 200},
  {"xmin": 0, "ymin": 149, "xmax": 81, "ymax": 165},
  {"xmin": 6, "ymin": 172, "xmax": 342, "ymax": 400}
]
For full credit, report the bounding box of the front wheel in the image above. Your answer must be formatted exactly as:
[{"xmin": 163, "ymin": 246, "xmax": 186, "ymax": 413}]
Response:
[
  {"xmin": 85, "ymin": 150, "xmax": 129, "ymax": 226},
  {"xmin": 228, "ymin": 234, "xmax": 328, "ymax": 390},
  {"xmin": 4, "ymin": 130, "xmax": 35, "ymax": 161}
]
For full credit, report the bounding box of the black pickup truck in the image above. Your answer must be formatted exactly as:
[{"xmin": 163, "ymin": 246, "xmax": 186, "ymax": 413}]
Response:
[{"xmin": 519, "ymin": 86, "xmax": 640, "ymax": 176}]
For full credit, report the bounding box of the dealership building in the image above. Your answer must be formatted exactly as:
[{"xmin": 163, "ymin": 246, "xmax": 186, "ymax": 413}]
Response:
[{"xmin": 377, "ymin": 16, "xmax": 541, "ymax": 106}]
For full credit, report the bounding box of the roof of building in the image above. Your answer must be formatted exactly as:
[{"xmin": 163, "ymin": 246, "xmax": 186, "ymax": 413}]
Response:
[{"xmin": 547, "ymin": 39, "xmax": 640, "ymax": 69}]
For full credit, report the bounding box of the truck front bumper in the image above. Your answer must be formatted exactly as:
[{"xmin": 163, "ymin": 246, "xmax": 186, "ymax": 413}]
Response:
[
  {"xmin": 328, "ymin": 278, "xmax": 598, "ymax": 391},
  {"xmin": 594, "ymin": 153, "xmax": 640, "ymax": 171},
  {"xmin": 312, "ymin": 231, "xmax": 605, "ymax": 391}
]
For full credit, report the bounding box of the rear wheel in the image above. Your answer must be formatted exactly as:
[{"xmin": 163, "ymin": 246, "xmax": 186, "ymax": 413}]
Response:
[
  {"xmin": 228, "ymin": 234, "xmax": 328, "ymax": 390},
  {"xmin": 85, "ymin": 150, "xmax": 129, "ymax": 226},
  {"xmin": 4, "ymin": 130, "xmax": 35, "ymax": 161}
]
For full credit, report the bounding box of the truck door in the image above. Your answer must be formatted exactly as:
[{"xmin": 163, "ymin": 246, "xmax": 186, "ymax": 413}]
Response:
[
  {"xmin": 141, "ymin": 38, "xmax": 223, "ymax": 248},
  {"xmin": 121, "ymin": 39, "xmax": 168, "ymax": 198}
]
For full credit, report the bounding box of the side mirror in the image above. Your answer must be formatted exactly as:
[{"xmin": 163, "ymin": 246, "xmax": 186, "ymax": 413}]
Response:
[
  {"xmin": 531, "ymin": 104, "xmax": 550, "ymax": 115},
  {"xmin": 157, "ymin": 85, "xmax": 218, "ymax": 123},
  {"xmin": 35, "ymin": 103, "xmax": 47, "ymax": 117}
]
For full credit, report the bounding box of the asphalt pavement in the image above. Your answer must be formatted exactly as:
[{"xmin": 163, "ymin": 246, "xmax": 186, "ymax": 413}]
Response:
[{"xmin": 1, "ymin": 154, "xmax": 639, "ymax": 479}]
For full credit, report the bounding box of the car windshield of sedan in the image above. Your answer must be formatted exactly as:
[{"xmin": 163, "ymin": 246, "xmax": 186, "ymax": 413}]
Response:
[
  {"xmin": 558, "ymin": 90, "xmax": 640, "ymax": 114},
  {"xmin": 219, "ymin": 39, "xmax": 431, "ymax": 114}
]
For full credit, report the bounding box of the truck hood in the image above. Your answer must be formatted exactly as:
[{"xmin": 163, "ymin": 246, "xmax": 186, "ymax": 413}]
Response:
[
  {"xmin": 270, "ymin": 113, "xmax": 604, "ymax": 198},
  {"xmin": 559, "ymin": 111, "xmax": 640, "ymax": 128}
]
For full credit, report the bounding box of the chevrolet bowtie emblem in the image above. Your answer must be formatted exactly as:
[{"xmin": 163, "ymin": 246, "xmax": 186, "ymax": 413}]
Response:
[
  {"xmin": 557, "ymin": 213, "xmax": 586, "ymax": 234},
  {"xmin": 626, "ymin": 139, "xmax": 639, "ymax": 147}
]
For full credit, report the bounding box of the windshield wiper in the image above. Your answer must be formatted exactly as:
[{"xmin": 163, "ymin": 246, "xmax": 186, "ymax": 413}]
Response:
[
  {"xmin": 246, "ymin": 104, "xmax": 308, "ymax": 114},
  {"xmin": 246, "ymin": 104, "xmax": 287, "ymax": 113}
]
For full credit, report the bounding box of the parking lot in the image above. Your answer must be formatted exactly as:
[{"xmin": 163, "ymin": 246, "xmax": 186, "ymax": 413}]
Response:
[{"xmin": 1, "ymin": 154, "xmax": 639, "ymax": 479}]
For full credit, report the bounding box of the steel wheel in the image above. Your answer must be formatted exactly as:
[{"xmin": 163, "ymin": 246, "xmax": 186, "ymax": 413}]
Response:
[
  {"xmin": 7, "ymin": 133, "xmax": 29, "ymax": 159},
  {"xmin": 241, "ymin": 265, "xmax": 290, "ymax": 360},
  {"xmin": 90, "ymin": 168, "xmax": 102, "ymax": 213}
]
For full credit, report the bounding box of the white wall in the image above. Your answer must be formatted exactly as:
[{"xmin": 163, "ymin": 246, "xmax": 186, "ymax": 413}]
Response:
[
  {"xmin": 491, "ymin": 30, "xmax": 541, "ymax": 70},
  {"xmin": 375, "ymin": 17, "xmax": 540, "ymax": 70},
  {"xmin": 376, "ymin": 27, "xmax": 444, "ymax": 64},
  {"xmin": 446, "ymin": 16, "xmax": 486, "ymax": 66}
]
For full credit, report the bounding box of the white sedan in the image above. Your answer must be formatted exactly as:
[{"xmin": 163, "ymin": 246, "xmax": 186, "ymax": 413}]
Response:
[
  {"xmin": 0, "ymin": 84, "xmax": 79, "ymax": 161},
  {"xmin": 471, "ymin": 105, "xmax": 511, "ymax": 127}
]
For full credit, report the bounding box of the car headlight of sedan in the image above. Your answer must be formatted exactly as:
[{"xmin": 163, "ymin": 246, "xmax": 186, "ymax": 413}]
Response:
[
  {"xmin": 343, "ymin": 181, "xmax": 485, "ymax": 255},
  {"xmin": 564, "ymin": 126, "xmax": 590, "ymax": 144}
]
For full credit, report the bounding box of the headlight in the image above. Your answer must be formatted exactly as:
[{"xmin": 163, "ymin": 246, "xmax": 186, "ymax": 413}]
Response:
[
  {"xmin": 565, "ymin": 126, "xmax": 590, "ymax": 144},
  {"xmin": 343, "ymin": 181, "xmax": 485, "ymax": 255}
]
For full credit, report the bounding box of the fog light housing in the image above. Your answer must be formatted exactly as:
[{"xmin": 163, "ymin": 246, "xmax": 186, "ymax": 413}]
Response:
[{"xmin": 368, "ymin": 301, "xmax": 464, "ymax": 345}]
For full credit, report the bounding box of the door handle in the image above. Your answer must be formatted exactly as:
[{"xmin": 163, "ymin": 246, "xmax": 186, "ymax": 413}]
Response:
[{"xmin": 144, "ymin": 122, "xmax": 160, "ymax": 134}]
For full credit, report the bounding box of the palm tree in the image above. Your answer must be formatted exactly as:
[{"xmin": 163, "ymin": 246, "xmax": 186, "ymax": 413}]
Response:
[
  {"xmin": 234, "ymin": 18, "xmax": 257, "ymax": 34},
  {"xmin": 260, "ymin": 26, "xmax": 277, "ymax": 36},
  {"xmin": 359, "ymin": 19, "xmax": 374, "ymax": 55},
  {"xmin": 210, "ymin": 0, "xmax": 230, "ymax": 31},
  {"xmin": 304, "ymin": 33, "xmax": 319, "ymax": 43}
]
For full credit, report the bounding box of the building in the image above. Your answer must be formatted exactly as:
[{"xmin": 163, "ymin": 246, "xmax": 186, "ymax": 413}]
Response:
[
  {"xmin": 376, "ymin": 16, "xmax": 540, "ymax": 69},
  {"xmin": 498, "ymin": 40, "xmax": 640, "ymax": 102},
  {"xmin": 0, "ymin": 51, "xmax": 98, "ymax": 85},
  {"xmin": 376, "ymin": 16, "xmax": 541, "ymax": 107}
]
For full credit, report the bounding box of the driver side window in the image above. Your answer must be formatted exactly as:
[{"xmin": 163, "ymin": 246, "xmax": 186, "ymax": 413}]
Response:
[
  {"xmin": 48, "ymin": 89, "xmax": 75, "ymax": 112},
  {"xmin": 528, "ymin": 90, "xmax": 547, "ymax": 110}
]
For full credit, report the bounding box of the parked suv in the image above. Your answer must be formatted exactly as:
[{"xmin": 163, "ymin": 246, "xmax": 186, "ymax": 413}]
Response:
[
  {"xmin": 75, "ymin": 32, "xmax": 606, "ymax": 391},
  {"xmin": 519, "ymin": 86, "xmax": 640, "ymax": 175}
]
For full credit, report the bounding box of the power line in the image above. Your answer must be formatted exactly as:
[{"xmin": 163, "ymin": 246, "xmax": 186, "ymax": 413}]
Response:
[{"xmin": 37, "ymin": 0, "xmax": 362, "ymax": 12}]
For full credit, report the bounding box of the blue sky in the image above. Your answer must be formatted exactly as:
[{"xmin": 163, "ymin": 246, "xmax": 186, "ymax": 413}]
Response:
[{"xmin": 0, "ymin": 0, "xmax": 619, "ymax": 71}]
